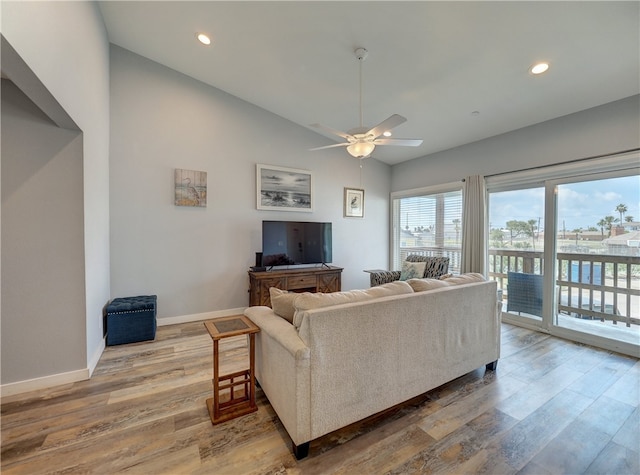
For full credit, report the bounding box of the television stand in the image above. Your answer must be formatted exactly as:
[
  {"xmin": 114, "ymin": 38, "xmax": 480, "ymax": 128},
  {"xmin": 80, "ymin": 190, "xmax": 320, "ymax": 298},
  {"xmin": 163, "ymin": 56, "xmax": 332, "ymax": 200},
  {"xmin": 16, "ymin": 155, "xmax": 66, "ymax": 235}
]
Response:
[{"xmin": 248, "ymin": 266, "xmax": 343, "ymax": 307}]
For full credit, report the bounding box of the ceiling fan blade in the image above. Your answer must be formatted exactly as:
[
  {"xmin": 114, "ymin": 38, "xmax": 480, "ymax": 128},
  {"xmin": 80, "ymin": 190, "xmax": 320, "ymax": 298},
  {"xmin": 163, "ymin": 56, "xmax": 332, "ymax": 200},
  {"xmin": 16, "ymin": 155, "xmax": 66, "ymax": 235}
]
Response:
[
  {"xmin": 367, "ymin": 114, "xmax": 407, "ymax": 139},
  {"xmin": 310, "ymin": 123, "xmax": 354, "ymax": 141},
  {"xmin": 373, "ymin": 138, "xmax": 423, "ymax": 147},
  {"xmin": 309, "ymin": 142, "xmax": 350, "ymax": 151}
]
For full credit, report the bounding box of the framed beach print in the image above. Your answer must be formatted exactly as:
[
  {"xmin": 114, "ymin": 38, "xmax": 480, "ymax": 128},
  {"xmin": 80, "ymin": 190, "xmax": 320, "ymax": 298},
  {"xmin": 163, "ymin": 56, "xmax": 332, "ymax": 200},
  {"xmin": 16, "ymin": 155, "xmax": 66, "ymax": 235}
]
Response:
[
  {"xmin": 257, "ymin": 164, "xmax": 313, "ymax": 212},
  {"xmin": 344, "ymin": 187, "xmax": 364, "ymax": 218}
]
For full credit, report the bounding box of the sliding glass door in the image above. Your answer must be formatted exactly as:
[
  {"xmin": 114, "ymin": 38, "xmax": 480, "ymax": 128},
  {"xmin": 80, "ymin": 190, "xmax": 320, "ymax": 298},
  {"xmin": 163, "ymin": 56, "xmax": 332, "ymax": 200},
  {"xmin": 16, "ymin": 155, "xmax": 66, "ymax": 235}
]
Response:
[
  {"xmin": 553, "ymin": 174, "xmax": 639, "ymax": 348},
  {"xmin": 485, "ymin": 152, "xmax": 639, "ymax": 356}
]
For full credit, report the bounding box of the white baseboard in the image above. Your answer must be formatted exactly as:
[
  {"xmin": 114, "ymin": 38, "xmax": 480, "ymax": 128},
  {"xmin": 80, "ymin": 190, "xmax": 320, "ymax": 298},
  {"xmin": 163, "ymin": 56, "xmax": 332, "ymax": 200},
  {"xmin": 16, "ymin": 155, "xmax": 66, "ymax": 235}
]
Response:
[
  {"xmin": 1, "ymin": 368, "xmax": 90, "ymax": 399},
  {"xmin": 88, "ymin": 337, "xmax": 106, "ymax": 378},
  {"xmin": 157, "ymin": 307, "xmax": 247, "ymax": 326}
]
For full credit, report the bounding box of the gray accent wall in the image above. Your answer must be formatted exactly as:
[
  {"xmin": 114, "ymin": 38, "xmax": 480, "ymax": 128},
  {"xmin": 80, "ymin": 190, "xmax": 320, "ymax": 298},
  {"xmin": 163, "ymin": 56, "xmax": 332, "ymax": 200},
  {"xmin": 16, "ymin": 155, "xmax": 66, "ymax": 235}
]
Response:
[
  {"xmin": 1, "ymin": 80, "xmax": 86, "ymax": 383},
  {"xmin": 109, "ymin": 46, "xmax": 391, "ymax": 320},
  {"xmin": 391, "ymin": 95, "xmax": 640, "ymax": 191}
]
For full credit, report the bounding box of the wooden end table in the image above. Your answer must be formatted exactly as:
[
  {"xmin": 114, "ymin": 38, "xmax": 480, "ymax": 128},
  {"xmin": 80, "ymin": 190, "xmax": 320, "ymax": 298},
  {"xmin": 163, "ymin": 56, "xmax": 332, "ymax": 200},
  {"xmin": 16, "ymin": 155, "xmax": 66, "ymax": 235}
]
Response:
[{"xmin": 204, "ymin": 315, "xmax": 260, "ymax": 424}]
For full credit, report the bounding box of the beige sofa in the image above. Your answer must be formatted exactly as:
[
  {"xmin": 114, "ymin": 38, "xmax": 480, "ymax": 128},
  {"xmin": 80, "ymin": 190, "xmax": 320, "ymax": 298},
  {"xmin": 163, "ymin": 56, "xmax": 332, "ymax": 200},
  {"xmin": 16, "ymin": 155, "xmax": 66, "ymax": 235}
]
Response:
[{"xmin": 244, "ymin": 274, "xmax": 501, "ymax": 459}]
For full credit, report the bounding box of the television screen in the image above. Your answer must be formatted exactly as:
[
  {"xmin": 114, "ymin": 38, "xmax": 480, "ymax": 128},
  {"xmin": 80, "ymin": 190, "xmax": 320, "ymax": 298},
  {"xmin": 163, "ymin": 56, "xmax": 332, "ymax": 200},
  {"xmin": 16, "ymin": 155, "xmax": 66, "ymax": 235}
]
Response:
[{"xmin": 262, "ymin": 221, "xmax": 332, "ymax": 266}]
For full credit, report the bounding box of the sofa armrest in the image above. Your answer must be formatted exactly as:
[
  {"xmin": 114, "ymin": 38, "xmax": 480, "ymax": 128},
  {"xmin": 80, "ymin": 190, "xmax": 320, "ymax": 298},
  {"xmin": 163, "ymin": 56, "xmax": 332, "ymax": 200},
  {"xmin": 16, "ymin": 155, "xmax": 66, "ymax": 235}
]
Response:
[
  {"xmin": 368, "ymin": 270, "xmax": 401, "ymax": 287},
  {"xmin": 244, "ymin": 306, "xmax": 311, "ymax": 446},
  {"xmin": 244, "ymin": 306, "xmax": 310, "ymax": 360}
]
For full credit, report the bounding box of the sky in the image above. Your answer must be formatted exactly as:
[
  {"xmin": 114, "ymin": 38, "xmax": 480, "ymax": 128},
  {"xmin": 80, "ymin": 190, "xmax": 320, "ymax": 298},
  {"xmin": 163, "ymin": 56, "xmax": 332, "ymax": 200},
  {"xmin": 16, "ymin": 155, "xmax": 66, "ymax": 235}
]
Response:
[{"xmin": 489, "ymin": 175, "xmax": 640, "ymax": 232}]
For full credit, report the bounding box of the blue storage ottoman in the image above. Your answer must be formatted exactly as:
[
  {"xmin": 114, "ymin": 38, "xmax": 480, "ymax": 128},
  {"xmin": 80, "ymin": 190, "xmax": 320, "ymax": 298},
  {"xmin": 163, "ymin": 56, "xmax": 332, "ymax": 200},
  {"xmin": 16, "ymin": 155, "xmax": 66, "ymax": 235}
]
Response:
[{"xmin": 106, "ymin": 295, "xmax": 157, "ymax": 345}]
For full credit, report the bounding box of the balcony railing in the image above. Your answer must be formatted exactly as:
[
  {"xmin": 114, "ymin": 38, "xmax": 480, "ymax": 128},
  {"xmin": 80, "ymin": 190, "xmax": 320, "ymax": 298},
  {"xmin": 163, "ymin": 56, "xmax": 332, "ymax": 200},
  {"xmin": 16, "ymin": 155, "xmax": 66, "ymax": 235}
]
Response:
[{"xmin": 400, "ymin": 246, "xmax": 640, "ymax": 328}]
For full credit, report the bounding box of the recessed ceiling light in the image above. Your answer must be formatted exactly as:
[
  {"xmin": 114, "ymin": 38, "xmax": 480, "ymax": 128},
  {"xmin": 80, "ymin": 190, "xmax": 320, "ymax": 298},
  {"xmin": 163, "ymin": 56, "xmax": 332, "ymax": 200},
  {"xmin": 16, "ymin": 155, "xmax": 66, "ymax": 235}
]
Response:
[
  {"xmin": 383, "ymin": 131, "xmax": 392, "ymax": 137},
  {"xmin": 530, "ymin": 62, "xmax": 550, "ymax": 75},
  {"xmin": 197, "ymin": 33, "xmax": 211, "ymax": 46}
]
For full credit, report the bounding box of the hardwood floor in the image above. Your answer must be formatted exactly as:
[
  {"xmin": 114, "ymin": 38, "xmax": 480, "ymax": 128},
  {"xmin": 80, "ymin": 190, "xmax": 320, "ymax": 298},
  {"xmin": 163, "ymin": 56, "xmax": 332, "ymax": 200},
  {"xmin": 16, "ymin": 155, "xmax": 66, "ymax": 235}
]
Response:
[{"xmin": 2, "ymin": 321, "xmax": 638, "ymax": 474}]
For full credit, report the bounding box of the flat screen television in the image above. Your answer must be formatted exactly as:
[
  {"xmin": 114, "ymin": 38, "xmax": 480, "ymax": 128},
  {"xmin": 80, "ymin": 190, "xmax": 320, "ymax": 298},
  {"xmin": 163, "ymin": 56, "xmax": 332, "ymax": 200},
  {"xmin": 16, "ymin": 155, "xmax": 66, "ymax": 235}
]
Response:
[{"xmin": 262, "ymin": 221, "xmax": 332, "ymax": 267}]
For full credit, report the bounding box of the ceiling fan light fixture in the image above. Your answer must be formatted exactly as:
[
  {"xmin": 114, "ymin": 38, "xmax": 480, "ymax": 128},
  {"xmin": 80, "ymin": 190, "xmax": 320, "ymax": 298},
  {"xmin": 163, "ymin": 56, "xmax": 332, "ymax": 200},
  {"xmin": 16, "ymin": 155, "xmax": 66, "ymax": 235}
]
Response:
[
  {"xmin": 197, "ymin": 33, "xmax": 211, "ymax": 45},
  {"xmin": 347, "ymin": 141, "xmax": 375, "ymax": 159}
]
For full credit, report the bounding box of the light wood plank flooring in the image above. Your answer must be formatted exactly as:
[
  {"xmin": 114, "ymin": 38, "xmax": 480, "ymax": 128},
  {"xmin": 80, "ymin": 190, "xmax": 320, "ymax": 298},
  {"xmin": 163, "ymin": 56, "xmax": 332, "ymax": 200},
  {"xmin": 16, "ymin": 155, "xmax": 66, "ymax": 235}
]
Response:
[{"xmin": 2, "ymin": 321, "xmax": 638, "ymax": 474}]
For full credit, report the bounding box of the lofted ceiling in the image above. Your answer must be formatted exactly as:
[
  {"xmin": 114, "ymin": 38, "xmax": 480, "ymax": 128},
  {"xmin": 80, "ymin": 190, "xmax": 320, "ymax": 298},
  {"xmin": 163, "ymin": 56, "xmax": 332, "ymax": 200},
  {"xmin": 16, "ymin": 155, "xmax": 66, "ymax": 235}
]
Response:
[{"xmin": 98, "ymin": 1, "xmax": 640, "ymax": 165}]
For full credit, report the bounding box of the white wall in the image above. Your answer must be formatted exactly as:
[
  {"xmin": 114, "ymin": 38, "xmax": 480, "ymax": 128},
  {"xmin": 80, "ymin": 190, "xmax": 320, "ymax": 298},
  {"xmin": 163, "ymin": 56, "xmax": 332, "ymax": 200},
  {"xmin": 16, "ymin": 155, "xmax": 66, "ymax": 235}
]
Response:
[
  {"xmin": 391, "ymin": 95, "xmax": 640, "ymax": 191},
  {"xmin": 109, "ymin": 46, "xmax": 390, "ymax": 321},
  {"xmin": 1, "ymin": 1, "xmax": 110, "ymax": 390}
]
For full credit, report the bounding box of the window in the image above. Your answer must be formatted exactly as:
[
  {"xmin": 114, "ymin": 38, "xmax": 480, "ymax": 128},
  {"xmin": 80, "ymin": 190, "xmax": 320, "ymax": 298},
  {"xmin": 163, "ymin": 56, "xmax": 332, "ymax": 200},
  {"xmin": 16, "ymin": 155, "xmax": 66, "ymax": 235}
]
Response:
[{"xmin": 391, "ymin": 183, "xmax": 463, "ymax": 273}]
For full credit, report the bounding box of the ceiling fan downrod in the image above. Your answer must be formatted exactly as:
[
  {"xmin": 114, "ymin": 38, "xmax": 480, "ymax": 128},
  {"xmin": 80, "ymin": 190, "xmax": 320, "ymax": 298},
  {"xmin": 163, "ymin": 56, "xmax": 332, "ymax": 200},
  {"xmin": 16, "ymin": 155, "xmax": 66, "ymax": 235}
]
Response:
[{"xmin": 355, "ymin": 47, "xmax": 368, "ymax": 129}]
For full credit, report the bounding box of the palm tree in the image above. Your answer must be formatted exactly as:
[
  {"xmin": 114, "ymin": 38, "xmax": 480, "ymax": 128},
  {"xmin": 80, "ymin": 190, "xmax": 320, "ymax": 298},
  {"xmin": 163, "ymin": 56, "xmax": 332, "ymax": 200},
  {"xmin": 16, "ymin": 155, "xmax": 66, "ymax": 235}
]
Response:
[
  {"xmin": 597, "ymin": 218, "xmax": 607, "ymax": 238},
  {"xmin": 452, "ymin": 218, "xmax": 461, "ymax": 244},
  {"xmin": 527, "ymin": 219, "xmax": 538, "ymax": 250},
  {"xmin": 615, "ymin": 203, "xmax": 628, "ymax": 224},
  {"xmin": 625, "ymin": 215, "xmax": 634, "ymax": 223},
  {"xmin": 602, "ymin": 215, "xmax": 616, "ymax": 237}
]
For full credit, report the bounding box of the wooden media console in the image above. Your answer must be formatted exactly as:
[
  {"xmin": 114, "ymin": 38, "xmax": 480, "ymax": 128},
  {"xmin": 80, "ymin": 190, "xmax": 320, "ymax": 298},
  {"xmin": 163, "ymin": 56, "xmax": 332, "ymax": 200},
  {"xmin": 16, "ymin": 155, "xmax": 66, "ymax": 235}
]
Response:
[{"xmin": 248, "ymin": 266, "xmax": 343, "ymax": 307}]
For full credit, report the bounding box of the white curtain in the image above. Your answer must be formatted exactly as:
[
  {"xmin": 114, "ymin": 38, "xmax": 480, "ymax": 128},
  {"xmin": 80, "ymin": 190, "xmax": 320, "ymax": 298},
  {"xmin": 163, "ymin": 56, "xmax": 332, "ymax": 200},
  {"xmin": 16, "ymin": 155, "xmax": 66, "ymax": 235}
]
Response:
[{"xmin": 461, "ymin": 175, "xmax": 486, "ymax": 274}]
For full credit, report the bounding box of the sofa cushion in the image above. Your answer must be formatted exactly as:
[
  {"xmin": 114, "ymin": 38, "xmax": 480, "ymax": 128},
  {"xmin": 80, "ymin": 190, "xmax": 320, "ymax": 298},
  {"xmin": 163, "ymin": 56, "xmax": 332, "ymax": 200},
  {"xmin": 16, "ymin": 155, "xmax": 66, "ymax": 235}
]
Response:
[
  {"xmin": 399, "ymin": 260, "xmax": 427, "ymax": 281},
  {"xmin": 408, "ymin": 272, "xmax": 486, "ymax": 292},
  {"xmin": 442, "ymin": 273, "xmax": 486, "ymax": 285},
  {"xmin": 361, "ymin": 280, "xmax": 414, "ymax": 298},
  {"xmin": 406, "ymin": 278, "xmax": 450, "ymax": 292},
  {"xmin": 269, "ymin": 287, "xmax": 297, "ymax": 323},
  {"xmin": 293, "ymin": 281, "xmax": 414, "ymax": 328}
]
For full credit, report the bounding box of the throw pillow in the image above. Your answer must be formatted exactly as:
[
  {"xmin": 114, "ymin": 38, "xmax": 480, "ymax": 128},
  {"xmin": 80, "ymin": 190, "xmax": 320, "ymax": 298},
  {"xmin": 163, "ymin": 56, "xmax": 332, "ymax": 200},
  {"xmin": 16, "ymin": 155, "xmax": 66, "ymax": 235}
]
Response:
[
  {"xmin": 399, "ymin": 260, "xmax": 427, "ymax": 281},
  {"xmin": 407, "ymin": 278, "xmax": 451, "ymax": 292},
  {"xmin": 269, "ymin": 287, "xmax": 297, "ymax": 323}
]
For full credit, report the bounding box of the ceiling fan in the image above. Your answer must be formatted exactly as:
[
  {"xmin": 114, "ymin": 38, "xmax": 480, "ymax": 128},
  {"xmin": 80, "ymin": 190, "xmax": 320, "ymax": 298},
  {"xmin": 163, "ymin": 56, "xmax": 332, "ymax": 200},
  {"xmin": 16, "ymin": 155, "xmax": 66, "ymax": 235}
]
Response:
[{"xmin": 310, "ymin": 47, "xmax": 423, "ymax": 159}]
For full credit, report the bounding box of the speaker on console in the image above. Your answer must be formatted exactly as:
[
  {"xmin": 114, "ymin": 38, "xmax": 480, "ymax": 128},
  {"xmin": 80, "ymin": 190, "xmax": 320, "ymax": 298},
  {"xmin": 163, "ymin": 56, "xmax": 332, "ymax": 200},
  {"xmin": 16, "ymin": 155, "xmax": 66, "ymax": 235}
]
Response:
[{"xmin": 251, "ymin": 252, "xmax": 266, "ymax": 272}]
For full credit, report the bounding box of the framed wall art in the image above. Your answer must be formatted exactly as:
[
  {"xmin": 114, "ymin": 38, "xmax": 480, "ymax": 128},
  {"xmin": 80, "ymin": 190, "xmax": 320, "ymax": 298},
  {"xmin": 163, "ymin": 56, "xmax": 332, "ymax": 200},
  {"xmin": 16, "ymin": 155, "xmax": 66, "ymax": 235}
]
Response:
[
  {"xmin": 344, "ymin": 187, "xmax": 364, "ymax": 218},
  {"xmin": 175, "ymin": 168, "xmax": 207, "ymax": 207},
  {"xmin": 257, "ymin": 164, "xmax": 312, "ymax": 212}
]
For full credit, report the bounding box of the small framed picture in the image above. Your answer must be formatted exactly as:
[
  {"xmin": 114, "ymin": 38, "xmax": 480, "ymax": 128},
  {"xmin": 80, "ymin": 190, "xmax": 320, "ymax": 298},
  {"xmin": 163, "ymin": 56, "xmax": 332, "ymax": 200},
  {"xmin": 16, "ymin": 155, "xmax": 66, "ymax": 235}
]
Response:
[
  {"xmin": 344, "ymin": 187, "xmax": 364, "ymax": 218},
  {"xmin": 175, "ymin": 168, "xmax": 207, "ymax": 207}
]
